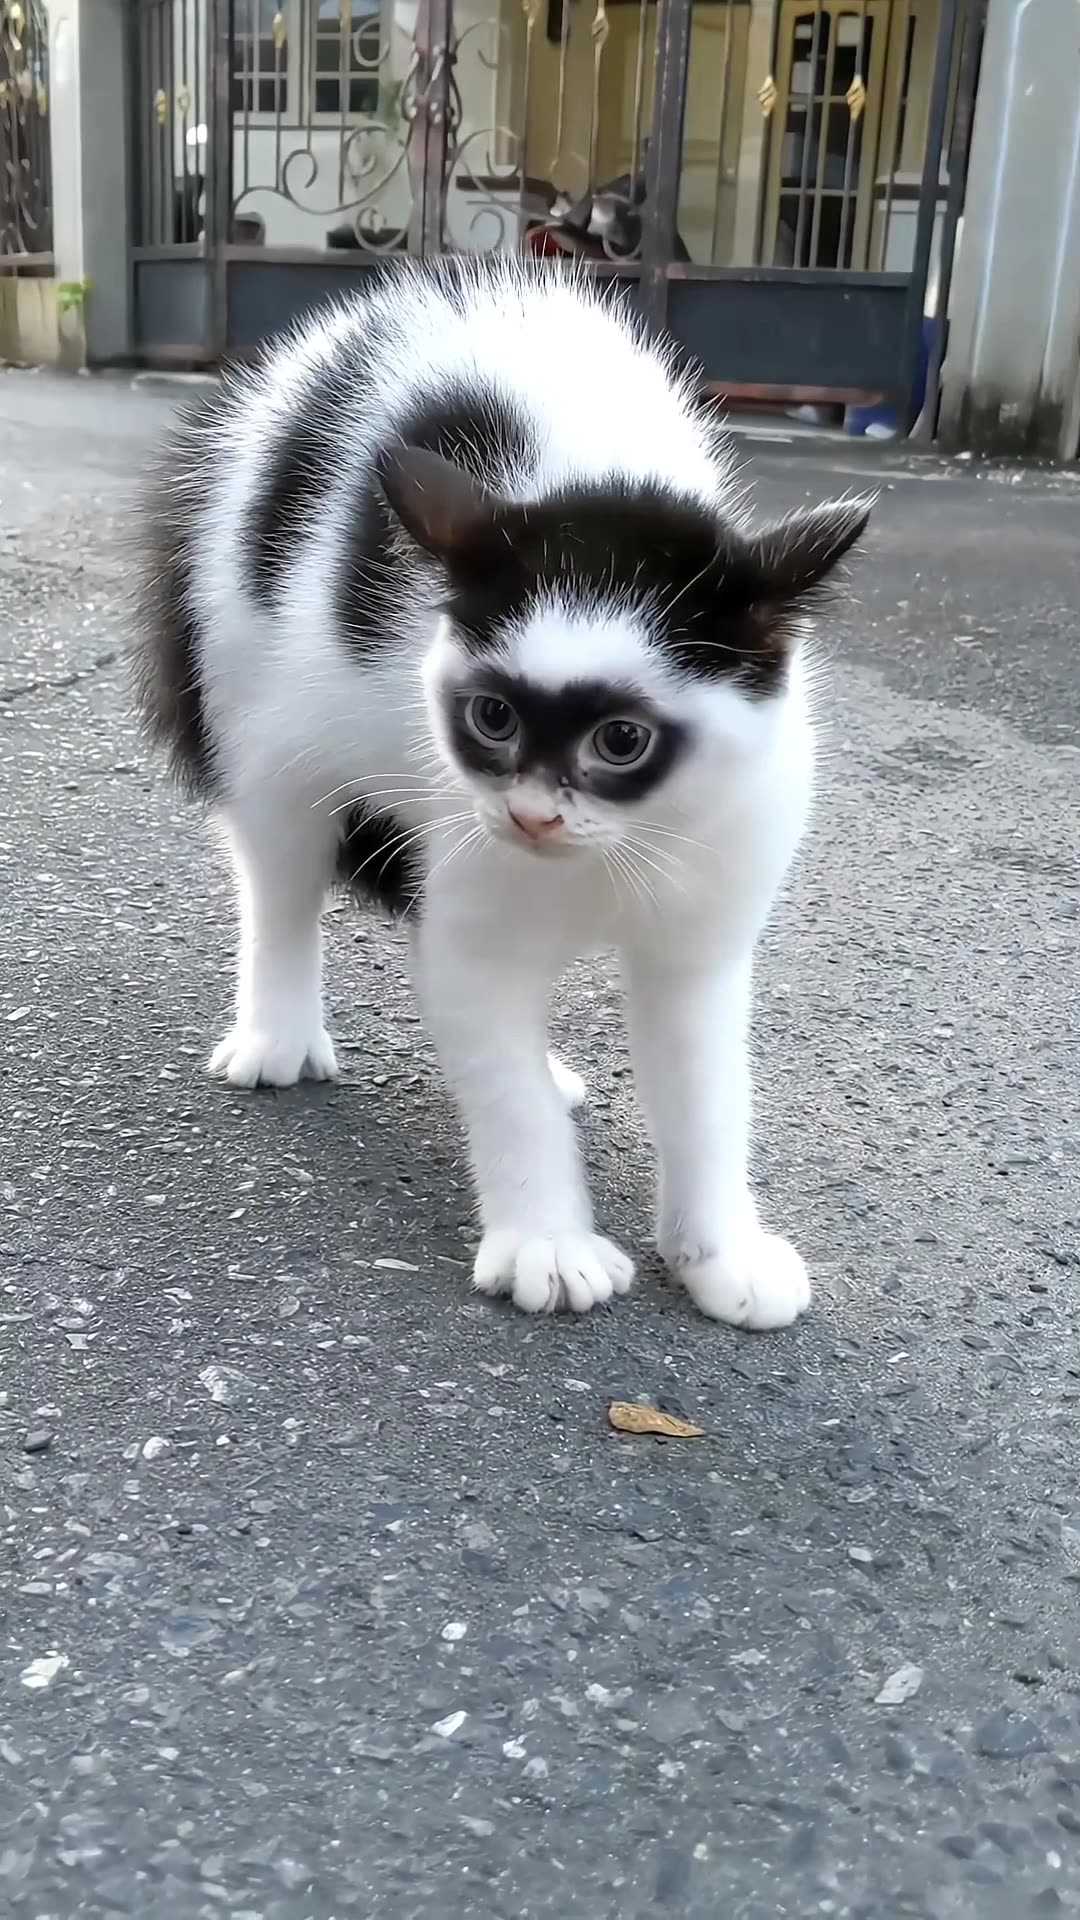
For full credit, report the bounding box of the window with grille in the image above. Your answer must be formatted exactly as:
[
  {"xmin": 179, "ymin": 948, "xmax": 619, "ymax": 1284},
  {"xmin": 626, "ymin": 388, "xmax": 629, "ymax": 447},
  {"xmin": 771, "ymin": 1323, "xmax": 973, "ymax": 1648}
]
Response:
[
  {"xmin": 312, "ymin": 0, "xmax": 381, "ymax": 117},
  {"xmin": 230, "ymin": 0, "xmax": 289, "ymax": 115},
  {"xmin": 227, "ymin": 0, "xmax": 383, "ymax": 121},
  {"xmin": 777, "ymin": 8, "xmax": 874, "ymax": 269}
]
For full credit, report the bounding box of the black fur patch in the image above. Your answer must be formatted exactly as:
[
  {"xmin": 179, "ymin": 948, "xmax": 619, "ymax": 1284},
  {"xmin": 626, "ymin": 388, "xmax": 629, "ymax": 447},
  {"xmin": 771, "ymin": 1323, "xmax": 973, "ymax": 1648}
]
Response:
[
  {"xmin": 244, "ymin": 331, "xmax": 375, "ymax": 609},
  {"xmin": 440, "ymin": 485, "xmax": 795, "ymax": 697},
  {"xmin": 335, "ymin": 381, "xmax": 537, "ymax": 654},
  {"xmin": 396, "ymin": 478, "xmax": 870, "ymax": 700},
  {"xmin": 335, "ymin": 804, "xmax": 419, "ymax": 916},
  {"xmin": 445, "ymin": 671, "xmax": 687, "ymax": 805},
  {"xmin": 131, "ymin": 383, "xmax": 234, "ymax": 795}
]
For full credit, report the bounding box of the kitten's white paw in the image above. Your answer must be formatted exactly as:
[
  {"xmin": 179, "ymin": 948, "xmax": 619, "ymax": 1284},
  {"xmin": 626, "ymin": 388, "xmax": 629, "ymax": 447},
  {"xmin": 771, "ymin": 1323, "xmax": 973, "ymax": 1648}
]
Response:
[
  {"xmin": 473, "ymin": 1228, "xmax": 634, "ymax": 1314},
  {"xmin": 548, "ymin": 1052, "xmax": 587, "ymax": 1111},
  {"xmin": 209, "ymin": 1021, "xmax": 339, "ymax": 1089},
  {"xmin": 669, "ymin": 1232, "xmax": 810, "ymax": 1330}
]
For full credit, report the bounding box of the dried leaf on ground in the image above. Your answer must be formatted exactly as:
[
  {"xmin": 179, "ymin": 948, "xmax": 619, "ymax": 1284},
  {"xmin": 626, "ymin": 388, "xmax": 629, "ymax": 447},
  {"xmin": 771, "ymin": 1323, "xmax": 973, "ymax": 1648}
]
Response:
[{"xmin": 607, "ymin": 1401, "xmax": 705, "ymax": 1439}]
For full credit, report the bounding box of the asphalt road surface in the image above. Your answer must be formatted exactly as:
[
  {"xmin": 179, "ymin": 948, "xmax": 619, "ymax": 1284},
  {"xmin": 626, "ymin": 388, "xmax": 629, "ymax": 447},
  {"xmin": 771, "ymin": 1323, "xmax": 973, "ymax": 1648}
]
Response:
[{"xmin": 1, "ymin": 370, "xmax": 1078, "ymax": 1920}]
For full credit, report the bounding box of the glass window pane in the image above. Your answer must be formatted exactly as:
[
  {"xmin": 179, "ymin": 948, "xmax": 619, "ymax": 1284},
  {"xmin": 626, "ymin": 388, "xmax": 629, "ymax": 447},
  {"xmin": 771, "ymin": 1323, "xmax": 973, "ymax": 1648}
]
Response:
[{"xmin": 792, "ymin": 12, "xmax": 831, "ymax": 95}]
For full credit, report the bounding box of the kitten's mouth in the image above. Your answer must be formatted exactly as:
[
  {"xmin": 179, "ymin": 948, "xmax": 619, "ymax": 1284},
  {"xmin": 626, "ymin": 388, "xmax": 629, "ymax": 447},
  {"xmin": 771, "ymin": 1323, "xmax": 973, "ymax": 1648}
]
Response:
[
  {"xmin": 503, "ymin": 804, "xmax": 577, "ymax": 856},
  {"xmin": 520, "ymin": 837, "xmax": 577, "ymax": 859},
  {"xmin": 496, "ymin": 817, "xmax": 578, "ymax": 858}
]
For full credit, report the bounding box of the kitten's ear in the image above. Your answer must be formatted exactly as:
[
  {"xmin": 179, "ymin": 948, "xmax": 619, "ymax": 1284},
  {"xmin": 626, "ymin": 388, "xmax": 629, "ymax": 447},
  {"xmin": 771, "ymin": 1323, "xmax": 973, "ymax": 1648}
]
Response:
[
  {"xmin": 377, "ymin": 445, "xmax": 497, "ymax": 560},
  {"xmin": 748, "ymin": 495, "xmax": 874, "ymax": 608}
]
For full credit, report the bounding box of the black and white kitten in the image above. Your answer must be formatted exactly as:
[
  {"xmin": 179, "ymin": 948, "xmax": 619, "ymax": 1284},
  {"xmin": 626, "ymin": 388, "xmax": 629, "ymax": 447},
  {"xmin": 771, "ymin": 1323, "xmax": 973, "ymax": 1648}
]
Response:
[{"xmin": 135, "ymin": 258, "xmax": 870, "ymax": 1328}]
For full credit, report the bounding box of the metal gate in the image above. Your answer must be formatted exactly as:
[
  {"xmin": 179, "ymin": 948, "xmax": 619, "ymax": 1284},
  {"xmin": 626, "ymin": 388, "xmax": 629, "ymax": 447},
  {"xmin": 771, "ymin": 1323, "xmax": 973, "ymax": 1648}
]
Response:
[
  {"xmin": 130, "ymin": 0, "xmax": 982, "ymax": 423},
  {"xmin": 1, "ymin": 0, "xmax": 52, "ymax": 266}
]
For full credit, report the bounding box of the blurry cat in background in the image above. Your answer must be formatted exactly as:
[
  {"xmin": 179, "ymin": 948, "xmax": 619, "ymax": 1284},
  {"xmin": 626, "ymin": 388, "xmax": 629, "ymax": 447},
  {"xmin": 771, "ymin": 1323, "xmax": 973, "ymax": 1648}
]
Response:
[{"xmin": 134, "ymin": 258, "xmax": 870, "ymax": 1328}]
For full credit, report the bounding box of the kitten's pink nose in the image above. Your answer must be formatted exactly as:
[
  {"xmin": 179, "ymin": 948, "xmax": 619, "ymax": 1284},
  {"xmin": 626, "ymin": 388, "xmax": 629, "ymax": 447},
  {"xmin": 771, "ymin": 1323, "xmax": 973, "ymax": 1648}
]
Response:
[{"xmin": 507, "ymin": 803, "xmax": 565, "ymax": 843}]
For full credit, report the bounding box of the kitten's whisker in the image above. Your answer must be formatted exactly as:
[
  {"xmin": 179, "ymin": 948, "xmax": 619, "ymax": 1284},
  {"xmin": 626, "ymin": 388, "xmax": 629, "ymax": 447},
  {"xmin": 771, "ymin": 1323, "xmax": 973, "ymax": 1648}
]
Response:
[
  {"xmin": 327, "ymin": 786, "xmax": 457, "ymax": 820},
  {"xmin": 621, "ymin": 833, "xmax": 679, "ymax": 887},
  {"xmin": 618, "ymin": 847, "xmax": 659, "ymax": 914},
  {"xmin": 609, "ymin": 843, "xmax": 649, "ymax": 913},
  {"xmin": 653, "ymin": 552, "xmax": 718, "ymax": 625},
  {"xmin": 631, "ymin": 819, "xmax": 717, "ymax": 859},
  {"xmin": 341, "ymin": 811, "xmax": 473, "ymax": 887},
  {"xmin": 310, "ymin": 770, "xmax": 450, "ymax": 810},
  {"xmin": 601, "ymin": 851, "xmax": 620, "ymax": 909},
  {"xmin": 625, "ymin": 836, "xmax": 687, "ymax": 898},
  {"xmin": 414, "ymin": 823, "xmax": 487, "ymax": 908},
  {"xmin": 424, "ymin": 822, "xmax": 487, "ymax": 892}
]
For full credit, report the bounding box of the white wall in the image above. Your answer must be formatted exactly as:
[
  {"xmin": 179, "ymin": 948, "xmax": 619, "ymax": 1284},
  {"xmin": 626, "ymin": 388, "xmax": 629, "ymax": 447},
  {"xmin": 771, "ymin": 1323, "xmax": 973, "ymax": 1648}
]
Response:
[{"xmin": 940, "ymin": 0, "xmax": 1080, "ymax": 458}]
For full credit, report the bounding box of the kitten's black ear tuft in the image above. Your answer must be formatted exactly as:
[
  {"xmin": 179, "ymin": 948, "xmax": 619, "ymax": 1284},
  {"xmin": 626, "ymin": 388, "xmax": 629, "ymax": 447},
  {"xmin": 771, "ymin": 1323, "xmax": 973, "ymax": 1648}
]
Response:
[
  {"xmin": 377, "ymin": 445, "xmax": 498, "ymax": 560},
  {"xmin": 749, "ymin": 494, "xmax": 874, "ymax": 606}
]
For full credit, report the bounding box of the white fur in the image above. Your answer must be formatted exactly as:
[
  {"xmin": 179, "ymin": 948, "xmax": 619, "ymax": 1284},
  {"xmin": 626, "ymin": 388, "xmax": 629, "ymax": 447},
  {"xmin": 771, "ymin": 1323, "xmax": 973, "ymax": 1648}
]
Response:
[{"xmin": 185, "ymin": 260, "xmax": 826, "ymax": 1329}]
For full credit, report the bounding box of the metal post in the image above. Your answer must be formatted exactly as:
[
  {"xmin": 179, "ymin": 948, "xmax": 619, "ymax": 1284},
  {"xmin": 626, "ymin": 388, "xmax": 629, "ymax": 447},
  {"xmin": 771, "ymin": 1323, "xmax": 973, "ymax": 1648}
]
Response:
[
  {"xmin": 208, "ymin": 0, "xmax": 232, "ymax": 356},
  {"xmin": 407, "ymin": 0, "xmax": 452, "ymax": 258},
  {"xmin": 641, "ymin": 0, "xmax": 693, "ymax": 332},
  {"xmin": 911, "ymin": 0, "xmax": 985, "ymax": 445},
  {"xmin": 901, "ymin": 0, "xmax": 959, "ymax": 432}
]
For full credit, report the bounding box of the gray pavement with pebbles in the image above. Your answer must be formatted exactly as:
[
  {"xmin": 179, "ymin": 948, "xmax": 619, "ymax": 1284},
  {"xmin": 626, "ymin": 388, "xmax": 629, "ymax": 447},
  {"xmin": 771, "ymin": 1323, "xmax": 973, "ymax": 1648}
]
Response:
[{"xmin": 1, "ymin": 369, "xmax": 1078, "ymax": 1919}]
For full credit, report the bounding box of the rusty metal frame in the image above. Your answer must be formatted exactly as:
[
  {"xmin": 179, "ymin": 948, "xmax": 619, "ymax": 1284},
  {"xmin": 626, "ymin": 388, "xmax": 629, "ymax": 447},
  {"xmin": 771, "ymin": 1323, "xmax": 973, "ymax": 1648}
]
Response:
[
  {"xmin": 129, "ymin": 0, "xmax": 981, "ymax": 426},
  {"xmin": 897, "ymin": 0, "xmax": 958, "ymax": 428},
  {"xmin": 640, "ymin": 0, "xmax": 692, "ymax": 331},
  {"xmin": 406, "ymin": 0, "xmax": 452, "ymax": 256},
  {"xmin": 208, "ymin": 0, "xmax": 233, "ymax": 358},
  {"xmin": 911, "ymin": 0, "xmax": 984, "ymax": 440}
]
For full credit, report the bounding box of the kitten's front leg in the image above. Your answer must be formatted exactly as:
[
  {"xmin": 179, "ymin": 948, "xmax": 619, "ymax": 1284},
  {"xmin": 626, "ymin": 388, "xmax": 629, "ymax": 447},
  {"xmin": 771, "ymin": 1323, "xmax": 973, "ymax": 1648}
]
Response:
[
  {"xmin": 624, "ymin": 945, "xmax": 810, "ymax": 1330},
  {"xmin": 209, "ymin": 799, "xmax": 339, "ymax": 1089},
  {"xmin": 415, "ymin": 904, "xmax": 633, "ymax": 1315}
]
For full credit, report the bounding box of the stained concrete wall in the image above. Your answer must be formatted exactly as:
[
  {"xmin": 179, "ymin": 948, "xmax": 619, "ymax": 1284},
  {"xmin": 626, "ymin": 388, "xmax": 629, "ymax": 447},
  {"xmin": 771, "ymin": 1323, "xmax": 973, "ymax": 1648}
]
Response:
[
  {"xmin": 0, "ymin": 276, "xmax": 60, "ymax": 366},
  {"xmin": 48, "ymin": 0, "xmax": 132, "ymax": 365},
  {"xmin": 940, "ymin": 0, "xmax": 1080, "ymax": 460}
]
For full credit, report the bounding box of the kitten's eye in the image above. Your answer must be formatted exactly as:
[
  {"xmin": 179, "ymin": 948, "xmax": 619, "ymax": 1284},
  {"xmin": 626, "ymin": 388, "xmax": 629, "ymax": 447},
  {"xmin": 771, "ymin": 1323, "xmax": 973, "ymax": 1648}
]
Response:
[
  {"xmin": 592, "ymin": 719, "xmax": 653, "ymax": 767},
  {"xmin": 466, "ymin": 695, "xmax": 518, "ymax": 743}
]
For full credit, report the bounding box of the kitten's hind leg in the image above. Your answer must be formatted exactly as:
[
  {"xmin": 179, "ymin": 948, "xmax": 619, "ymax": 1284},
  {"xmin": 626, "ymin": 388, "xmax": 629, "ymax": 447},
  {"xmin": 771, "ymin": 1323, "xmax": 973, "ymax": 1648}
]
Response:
[
  {"xmin": 209, "ymin": 796, "xmax": 339, "ymax": 1089},
  {"xmin": 548, "ymin": 1052, "xmax": 587, "ymax": 1112}
]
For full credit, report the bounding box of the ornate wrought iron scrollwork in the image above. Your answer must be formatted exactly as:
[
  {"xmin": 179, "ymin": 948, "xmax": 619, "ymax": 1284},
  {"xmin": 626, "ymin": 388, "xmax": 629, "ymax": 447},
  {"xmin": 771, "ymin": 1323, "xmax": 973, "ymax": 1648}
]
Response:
[
  {"xmin": 437, "ymin": 0, "xmax": 655, "ymax": 263},
  {"xmin": 228, "ymin": 0, "xmax": 420, "ymax": 252},
  {"xmin": 0, "ymin": 0, "xmax": 51, "ymax": 256}
]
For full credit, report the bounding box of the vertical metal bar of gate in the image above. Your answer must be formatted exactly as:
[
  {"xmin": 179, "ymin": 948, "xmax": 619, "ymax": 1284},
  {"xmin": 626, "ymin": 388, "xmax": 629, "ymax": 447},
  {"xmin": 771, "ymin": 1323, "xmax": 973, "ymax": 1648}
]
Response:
[
  {"xmin": 208, "ymin": 0, "xmax": 232, "ymax": 355},
  {"xmin": 900, "ymin": 0, "xmax": 958, "ymax": 428},
  {"xmin": 641, "ymin": 0, "xmax": 693, "ymax": 331},
  {"xmin": 913, "ymin": 0, "xmax": 985, "ymax": 444},
  {"xmin": 407, "ymin": 0, "xmax": 452, "ymax": 257}
]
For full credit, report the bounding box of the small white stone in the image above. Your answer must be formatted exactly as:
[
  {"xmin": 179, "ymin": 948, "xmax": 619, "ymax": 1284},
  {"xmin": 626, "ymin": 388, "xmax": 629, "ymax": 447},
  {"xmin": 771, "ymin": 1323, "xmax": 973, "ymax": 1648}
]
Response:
[
  {"xmin": 141, "ymin": 1436, "xmax": 170, "ymax": 1461},
  {"xmin": 875, "ymin": 1663, "xmax": 924, "ymax": 1707},
  {"xmin": 432, "ymin": 1710, "xmax": 467, "ymax": 1739},
  {"xmin": 441, "ymin": 1621, "xmax": 467, "ymax": 1643},
  {"xmin": 21, "ymin": 1652, "xmax": 69, "ymax": 1690},
  {"xmin": 374, "ymin": 1258, "xmax": 419, "ymax": 1272},
  {"xmin": 502, "ymin": 1737, "xmax": 526, "ymax": 1759},
  {"xmin": 459, "ymin": 1816, "xmax": 495, "ymax": 1839},
  {"xmin": 198, "ymin": 1365, "xmax": 248, "ymax": 1406}
]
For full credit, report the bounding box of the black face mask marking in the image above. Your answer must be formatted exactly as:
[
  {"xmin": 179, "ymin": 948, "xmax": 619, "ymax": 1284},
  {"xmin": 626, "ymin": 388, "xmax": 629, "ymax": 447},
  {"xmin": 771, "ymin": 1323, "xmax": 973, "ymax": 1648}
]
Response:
[
  {"xmin": 379, "ymin": 451, "xmax": 871, "ymax": 701},
  {"xmin": 442, "ymin": 671, "xmax": 688, "ymax": 805}
]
